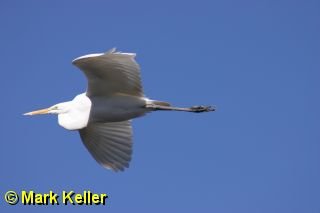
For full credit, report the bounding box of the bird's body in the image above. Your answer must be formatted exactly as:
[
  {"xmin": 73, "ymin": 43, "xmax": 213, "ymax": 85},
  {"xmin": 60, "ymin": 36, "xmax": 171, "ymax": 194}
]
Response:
[
  {"xmin": 25, "ymin": 48, "xmax": 214, "ymax": 171},
  {"xmin": 88, "ymin": 94, "xmax": 151, "ymax": 123},
  {"xmin": 58, "ymin": 93, "xmax": 151, "ymax": 130}
]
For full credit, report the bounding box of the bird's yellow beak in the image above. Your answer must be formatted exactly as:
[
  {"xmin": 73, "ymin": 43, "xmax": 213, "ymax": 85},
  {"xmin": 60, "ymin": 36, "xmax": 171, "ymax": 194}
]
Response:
[{"xmin": 24, "ymin": 107, "xmax": 51, "ymax": 116}]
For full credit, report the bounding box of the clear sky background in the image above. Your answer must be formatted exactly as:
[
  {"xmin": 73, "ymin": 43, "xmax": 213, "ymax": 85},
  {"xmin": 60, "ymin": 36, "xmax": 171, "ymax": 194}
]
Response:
[{"xmin": 0, "ymin": 0, "xmax": 319, "ymax": 212}]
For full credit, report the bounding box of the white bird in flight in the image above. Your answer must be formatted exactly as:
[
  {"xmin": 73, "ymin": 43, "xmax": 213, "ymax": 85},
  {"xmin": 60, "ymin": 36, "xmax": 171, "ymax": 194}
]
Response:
[{"xmin": 24, "ymin": 48, "xmax": 215, "ymax": 171}]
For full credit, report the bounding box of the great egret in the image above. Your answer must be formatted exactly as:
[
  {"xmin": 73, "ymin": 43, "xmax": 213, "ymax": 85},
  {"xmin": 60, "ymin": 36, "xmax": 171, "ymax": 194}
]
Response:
[{"xmin": 24, "ymin": 48, "xmax": 214, "ymax": 171}]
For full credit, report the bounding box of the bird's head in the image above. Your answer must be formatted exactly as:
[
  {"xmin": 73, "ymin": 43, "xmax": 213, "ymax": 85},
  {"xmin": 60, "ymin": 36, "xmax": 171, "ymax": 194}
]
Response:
[
  {"xmin": 24, "ymin": 94, "xmax": 91, "ymax": 130},
  {"xmin": 24, "ymin": 102, "xmax": 70, "ymax": 116}
]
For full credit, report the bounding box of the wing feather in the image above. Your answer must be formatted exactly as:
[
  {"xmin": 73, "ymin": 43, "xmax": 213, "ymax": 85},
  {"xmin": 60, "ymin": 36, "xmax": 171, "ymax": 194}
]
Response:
[
  {"xmin": 79, "ymin": 121, "xmax": 133, "ymax": 172},
  {"xmin": 72, "ymin": 48, "xmax": 143, "ymax": 97}
]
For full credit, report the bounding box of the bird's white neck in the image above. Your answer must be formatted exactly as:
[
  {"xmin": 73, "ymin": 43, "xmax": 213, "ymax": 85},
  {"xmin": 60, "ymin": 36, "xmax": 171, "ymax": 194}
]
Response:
[{"xmin": 58, "ymin": 93, "xmax": 92, "ymax": 130}]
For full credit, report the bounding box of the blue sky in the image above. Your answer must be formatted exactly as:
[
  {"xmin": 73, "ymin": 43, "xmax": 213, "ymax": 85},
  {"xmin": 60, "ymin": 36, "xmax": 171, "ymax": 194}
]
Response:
[{"xmin": 1, "ymin": 0, "xmax": 319, "ymax": 212}]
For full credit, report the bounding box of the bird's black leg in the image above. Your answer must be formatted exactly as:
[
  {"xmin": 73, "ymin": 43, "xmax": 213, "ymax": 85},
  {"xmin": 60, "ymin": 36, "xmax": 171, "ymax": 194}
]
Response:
[
  {"xmin": 145, "ymin": 104, "xmax": 215, "ymax": 113},
  {"xmin": 189, "ymin": 105, "xmax": 216, "ymax": 113}
]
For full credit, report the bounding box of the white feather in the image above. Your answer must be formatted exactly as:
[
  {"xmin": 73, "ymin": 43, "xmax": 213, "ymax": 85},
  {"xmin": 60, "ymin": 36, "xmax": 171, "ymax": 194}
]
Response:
[{"xmin": 58, "ymin": 93, "xmax": 91, "ymax": 130}]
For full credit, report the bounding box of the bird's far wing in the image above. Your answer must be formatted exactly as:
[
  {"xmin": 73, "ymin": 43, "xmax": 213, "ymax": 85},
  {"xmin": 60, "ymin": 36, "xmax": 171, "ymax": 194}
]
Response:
[
  {"xmin": 72, "ymin": 48, "xmax": 143, "ymax": 97},
  {"xmin": 79, "ymin": 120, "xmax": 133, "ymax": 172}
]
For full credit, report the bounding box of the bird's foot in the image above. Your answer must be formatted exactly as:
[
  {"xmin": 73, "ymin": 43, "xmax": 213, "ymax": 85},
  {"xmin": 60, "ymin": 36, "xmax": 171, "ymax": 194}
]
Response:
[{"xmin": 190, "ymin": 105, "xmax": 216, "ymax": 113}]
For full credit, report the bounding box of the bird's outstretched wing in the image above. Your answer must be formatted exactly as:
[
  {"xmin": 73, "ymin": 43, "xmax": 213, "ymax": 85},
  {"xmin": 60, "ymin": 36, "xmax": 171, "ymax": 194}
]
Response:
[
  {"xmin": 79, "ymin": 120, "xmax": 133, "ymax": 172},
  {"xmin": 72, "ymin": 48, "xmax": 143, "ymax": 97}
]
